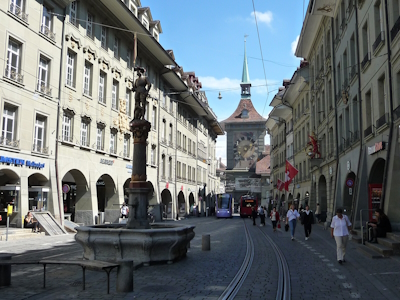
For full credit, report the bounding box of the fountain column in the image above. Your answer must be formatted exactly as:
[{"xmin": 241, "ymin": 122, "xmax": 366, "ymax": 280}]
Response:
[{"xmin": 125, "ymin": 119, "xmax": 151, "ymax": 229}]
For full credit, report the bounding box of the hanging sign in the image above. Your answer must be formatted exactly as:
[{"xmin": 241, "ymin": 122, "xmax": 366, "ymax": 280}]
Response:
[{"xmin": 346, "ymin": 179, "xmax": 354, "ymax": 187}]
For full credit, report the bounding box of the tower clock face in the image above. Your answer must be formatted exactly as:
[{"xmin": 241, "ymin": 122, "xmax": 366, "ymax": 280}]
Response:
[{"xmin": 233, "ymin": 132, "xmax": 258, "ymax": 161}]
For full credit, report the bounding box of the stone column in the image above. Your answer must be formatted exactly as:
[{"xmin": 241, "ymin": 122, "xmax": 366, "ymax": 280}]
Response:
[{"xmin": 126, "ymin": 119, "xmax": 151, "ymax": 229}]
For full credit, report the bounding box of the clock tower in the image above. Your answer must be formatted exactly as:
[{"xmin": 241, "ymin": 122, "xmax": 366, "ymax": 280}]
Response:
[{"xmin": 221, "ymin": 38, "xmax": 267, "ymax": 205}]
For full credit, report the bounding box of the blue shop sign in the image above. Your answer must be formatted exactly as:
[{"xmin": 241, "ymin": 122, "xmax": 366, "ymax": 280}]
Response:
[{"xmin": 0, "ymin": 156, "xmax": 45, "ymax": 169}]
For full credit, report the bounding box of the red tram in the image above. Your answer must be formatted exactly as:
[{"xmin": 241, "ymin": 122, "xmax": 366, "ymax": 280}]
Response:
[{"xmin": 239, "ymin": 194, "xmax": 258, "ymax": 218}]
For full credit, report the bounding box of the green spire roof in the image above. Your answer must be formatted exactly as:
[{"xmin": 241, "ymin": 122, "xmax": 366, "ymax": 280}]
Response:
[{"xmin": 241, "ymin": 40, "xmax": 250, "ymax": 84}]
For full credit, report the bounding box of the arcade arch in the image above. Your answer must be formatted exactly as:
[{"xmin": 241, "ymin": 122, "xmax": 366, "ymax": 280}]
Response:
[
  {"xmin": 177, "ymin": 191, "xmax": 185, "ymax": 218},
  {"xmin": 318, "ymin": 175, "xmax": 327, "ymax": 221},
  {"xmin": 343, "ymin": 172, "xmax": 356, "ymax": 215},
  {"xmin": 161, "ymin": 188, "xmax": 172, "ymax": 219},
  {"xmin": 96, "ymin": 174, "xmax": 119, "ymax": 223}
]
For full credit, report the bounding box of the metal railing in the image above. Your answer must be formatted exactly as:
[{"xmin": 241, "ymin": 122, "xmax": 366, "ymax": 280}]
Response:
[
  {"xmin": 9, "ymin": 3, "xmax": 28, "ymax": 22},
  {"xmin": 5, "ymin": 67, "xmax": 23, "ymax": 84},
  {"xmin": 0, "ymin": 136, "xmax": 20, "ymax": 148},
  {"xmin": 32, "ymin": 144, "xmax": 49, "ymax": 154},
  {"xmin": 41, "ymin": 25, "xmax": 55, "ymax": 40},
  {"xmin": 37, "ymin": 82, "xmax": 52, "ymax": 96},
  {"xmin": 372, "ymin": 31, "xmax": 385, "ymax": 53}
]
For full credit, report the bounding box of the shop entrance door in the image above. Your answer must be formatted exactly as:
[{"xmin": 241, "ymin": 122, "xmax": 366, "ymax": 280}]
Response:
[{"xmin": 368, "ymin": 184, "xmax": 382, "ymax": 222}]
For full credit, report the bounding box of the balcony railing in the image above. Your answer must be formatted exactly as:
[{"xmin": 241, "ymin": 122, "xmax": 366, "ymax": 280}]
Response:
[
  {"xmin": 340, "ymin": 18, "xmax": 347, "ymax": 32},
  {"xmin": 86, "ymin": 31, "xmax": 95, "ymax": 40},
  {"xmin": 9, "ymin": 3, "xmax": 28, "ymax": 22},
  {"xmin": 37, "ymin": 82, "xmax": 52, "ymax": 96},
  {"xmin": 391, "ymin": 16, "xmax": 400, "ymax": 42},
  {"xmin": 376, "ymin": 113, "xmax": 389, "ymax": 129},
  {"xmin": 364, "ymin": 125, "xmax": 372, "ymax": 137},
  {"xmin": 110, "ymin": 148, "xmax": 117, "ymax": 155},
  {"xmin": 161, "ymin": 137, "xmax": 167, "ymax": 145},
  {"xmin": 361, "ymin": 52, "xmax": 370, "ymax": 69},
  {"xmin": 0, "ymin": 136, "xmax": 20, "ymax": 148},
  {"xmin": 5, "ymin": 67, "xmax": 23, "ymax": 84},
  {"xmin": 32, "ymin": 144, "xmax": 49, "ymax": 154},
  {"xmin": 41, "ymin": 25, "xmax": 55, "ymax": 40},
  {"xmin": 62, "ymin": 135, "xmax": 74, "ymax": 143},
  {"xmin": 372, "ymin": 31, "xmax": 385, "ymax": 53},
  {"xmin": 346, "ymin": 0, "xmax": 354, "ymax": 15}
]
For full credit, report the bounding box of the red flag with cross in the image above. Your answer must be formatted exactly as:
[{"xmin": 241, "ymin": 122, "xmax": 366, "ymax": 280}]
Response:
[{"xmin": 284, "ymin": 160, "xmax": 298, "ymax": 192}]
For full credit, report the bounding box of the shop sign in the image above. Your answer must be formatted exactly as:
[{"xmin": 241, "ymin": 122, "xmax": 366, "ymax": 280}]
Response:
[
  {"xmin": 62, "ymin": 184, "xmax": 70, "ymax": 193},
  {"xmin": 368, "ymin": 141, "xmax": 386, "ymax": 155},
  {"xmin": 126, "ymin": 164, "xmax": 132, "ymax": 169},
  {"xmin": 0, "ymin": 156, "xmax": 45, "ymax": 169},
  {"xmin": 100, "ymin": 159, "xmax": 114, "ymax": 165},
  {"xmin": 166, "ymin": 182, "xmax": 169, "ymax": 189}
]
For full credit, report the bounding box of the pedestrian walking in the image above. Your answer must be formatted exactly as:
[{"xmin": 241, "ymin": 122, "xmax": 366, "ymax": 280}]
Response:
[
  {"xmin": 259, "ymin": 206, "xmax": 266, "ymax": 226},
  {"xmin": 251, "ymin": 206, "xmax": 257, "ymax": 226},
  {"xmin": 315, "ymin": 203, "xmax": 321, "ymax": 223},
  {"xmin": 120, "ymin": 202, "xmax": 129, "ymax": 219},
  {"xmin": 270, "ymin": 207, "xmax": 280, "ymax": 231},
  {"xmin": 301, "ymin": 205, "xmax": 314, "ymax": 240},
  {"xmin": 286, "ymin": 204, "xmax": 300, "ymax": 240},
  {"xmin": 331, "ymin": 208, "xmax": 352, "ymax": 264}
]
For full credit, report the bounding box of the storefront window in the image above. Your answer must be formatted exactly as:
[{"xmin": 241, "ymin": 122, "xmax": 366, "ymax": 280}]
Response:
[
  {"xmin": 0, "ymin": 187, "xmax": 20, "ymax": 213},
  {"xmin": 28, "ymin": 188, "xmax": 49, "ymax": 211}
]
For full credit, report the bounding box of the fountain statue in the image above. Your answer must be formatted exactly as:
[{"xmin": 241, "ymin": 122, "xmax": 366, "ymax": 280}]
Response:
[{"xmin": 75, "ymin": 67, "xmax": 195, "ymax": 268}]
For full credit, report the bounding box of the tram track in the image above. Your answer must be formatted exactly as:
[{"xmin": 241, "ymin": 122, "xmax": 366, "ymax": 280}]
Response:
[{"xmin": 219, "ymin": 219, "xmax": 291, "ymax": 300}]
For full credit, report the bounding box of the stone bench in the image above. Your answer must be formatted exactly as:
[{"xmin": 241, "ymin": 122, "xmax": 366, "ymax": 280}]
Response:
[{"xmin": 0, "ymin": 257, "xmax": 122, "ymax": 294}]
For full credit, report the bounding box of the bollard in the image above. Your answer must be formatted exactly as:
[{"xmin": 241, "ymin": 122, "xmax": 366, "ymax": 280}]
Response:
[
  {"xmin": 116, "ymin": 259, "xmax": 134, "ymax": 293},
  {"xmin": 0, "ymin": 254, "xmax": 12, "ymax": 287},
  {"xmin": 202, "ymin": 234, "xmax": 210, "ymax": 251}
]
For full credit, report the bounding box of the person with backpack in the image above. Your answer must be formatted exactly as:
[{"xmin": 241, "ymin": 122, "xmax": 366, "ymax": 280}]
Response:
[{"xmin": 301, "ymin": 205, "xmax": 314, "ymax": 240}]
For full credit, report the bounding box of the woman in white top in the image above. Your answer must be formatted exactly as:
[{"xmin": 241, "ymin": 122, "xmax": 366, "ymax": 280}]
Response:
[
  {"xmin": 286, "ymin": 204, "xmax": 300, "ymax": 240},
  {"xmin": 331, "ymin": 208, "xmax": 352, "ymax": 264}
]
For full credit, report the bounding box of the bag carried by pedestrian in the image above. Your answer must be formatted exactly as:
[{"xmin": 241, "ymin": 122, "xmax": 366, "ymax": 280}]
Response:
[
  {"xmin": 277, "ymin": 223, "xmax": 281, "ymax": 229},
  {"xmin": 285, "ymin": 224, "xmax": 289, "ymax": 232}
]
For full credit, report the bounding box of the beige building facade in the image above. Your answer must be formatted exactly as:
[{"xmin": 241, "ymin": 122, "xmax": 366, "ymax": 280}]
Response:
[{"xmin": 0, "ymin": 0, "xmax": 223, "ymax": 227}]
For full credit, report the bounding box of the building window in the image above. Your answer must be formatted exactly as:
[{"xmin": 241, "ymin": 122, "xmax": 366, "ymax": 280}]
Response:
[
  {"xmin": 125, "ymin": 89, "xmax": 130, "ymax": 115},
  {"xmin": 151, "ymin": 145, "xmax": 156, "ymax": 165},
  {"xmin": 114, "ymin": 37, "xmax": 119, "ymax": 59},
  {"xmin": 169, "ymin": 99, "xmax": 173, "ymax": 113},
  {"xmin": 101, "ymin": 26, "xmax": 107, "ymax": 49},
  {"xmin": 152, "ymin": 106, "xmax": 156, "ymax": 128},
  {"xmin": 169, "ymin": 124, "xmax": 173, "ymax": 145},
  {"xmin": 9, "ymin": 0, "xmax": 28, "ymax": 22},
  {"xmin": 127, "ymin": 50, "xmax": 131, "ymax": 69},
  {"xmin": 83, "ymin": 61, "xmax": 92, "ymax": 96},
  {"xmin": 6, "ymin": 38, "xmax": 23, "ymax": 83},
  {"xmin": 96, "ymin": 124, "xmax": 104, "ymax": 151},
  {"xmin": 62, "ymin": 112, "xmax": 73, "ymax": 143},
  {"xmin": 99, "ymin": 71, "xmax": 106, "ymax": 104},
  {"xmin": 110, "ymin": 130, "xmax": 117, "ymax": 154},
  {"xmin": 2, "ymin": 104, "xmax": 18, "ymax": 147},
  {"xmin": 69, "ymin": 1, "xmax": 77, "ymax": 26},
  {"xmin": 41, "ymin": 6, "xmax": 54, "ymax": 40},
  {"xmin": 80, "ymin": 118, "xmax": 90, "ymax": 147},
  {"xmin": 168, "ymin": 157, "xmax": 172, "ymax": 179},
  {"xmin": 161, "ymin": 155, "xmax": 165, "ymax": 178},
  {"xmin": 66, "ymin": 51, "xmax": 75, "ymax": 87},
  {"xmin": 37, "ymin": 56, "xmax": 51, "ymax": 96},
  {"xmin": 123, "ymin": 135, "xmax": 130, "ymax": 157},
  {"xmin": 112, "ymin": 81, "xmax": 118, "ymax": 110},
  {"xmin": 86, "ymin": 13, "xmax": 94, "ymax": 39},
  {"xmin": 34, "ymin": 115, "xmax": 47, "ymax": 153}
]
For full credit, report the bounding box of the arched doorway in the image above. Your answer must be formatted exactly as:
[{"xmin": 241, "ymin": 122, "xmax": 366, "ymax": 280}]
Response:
[
  {"xmin": 304, "ymin": 191, "xmax": 310, "ymax": 208},
  {"xmin": 147, "ymin": 181, "xmax": 156, "ymax": 206},
  {"xmin": 318, "ymin": 175, "xmax": 327, "ymax": 222},
  {"xmin": 0, "ymin": 169, "xmax": 20, "ymax": 225},
  {"xmin": 295, "ymin": 192, "xmax": 301, "ymax": 209},
  {"xmin": 161, "ymin": 188, "xmax": 172, "ymax": 219},
  {"xmin": 368, "ymin": 158, "xmax": 385, "ymax": 216},
  {"xmin": 177, "ymin": 191, "xmax": 185, "ymax": 218},
  {"xmin": 96, "ymin": 174, "xmax": 118, "ymax": 223},
  {"xmin": 62, "ymin": 169, "xmax": 89, "ymax": 224},
  {"xmin": 28, "ymin": 173, "xmax": 49, "ymax": 212},
  {"xmin": 343, "ymin": 172, "xmax": 356, "ymax": 215},
  {"xmin": 189, "ymin": 192, "xmax": 195, "ymax": 215}
]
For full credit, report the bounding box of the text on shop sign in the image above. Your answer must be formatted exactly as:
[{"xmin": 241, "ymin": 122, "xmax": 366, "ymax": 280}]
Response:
[{"xmin": 0, "ymin": 156, "xmax": 45, "ymax": 169}]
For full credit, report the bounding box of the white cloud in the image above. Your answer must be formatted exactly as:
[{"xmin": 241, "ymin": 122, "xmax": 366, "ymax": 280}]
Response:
[
  {"xmin": 199, "ymin": 76, "xmax": 240, "ymax": 93},
  {"xmin": 250, "ymin": 11, "xmax": 273, "ymax": 26},
  {"xmin": 291, "ymin": 35, "xmax": 299, "ymax": 55},
  {"xmin": 216, "ymin": 135, "xmax": 227, "ymax": 166}
]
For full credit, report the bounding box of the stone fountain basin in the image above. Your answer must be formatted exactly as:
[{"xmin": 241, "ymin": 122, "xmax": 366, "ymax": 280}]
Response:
[{"xmin": 75, "ymin": 223, "xmax": 195, "ymax": 267}]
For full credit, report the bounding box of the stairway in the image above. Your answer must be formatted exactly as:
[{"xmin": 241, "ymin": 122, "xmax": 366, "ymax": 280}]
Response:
[
  {"xmin": 0, "ymin": 228, "xmax": 42, "ymax": 241},
  {"xmin": 32, "ymin": 212, "xmax": 67, "ymax": 236},
  {"xmin": 351, "ymin": 230, "xmax": 400, "ymax": 258}
]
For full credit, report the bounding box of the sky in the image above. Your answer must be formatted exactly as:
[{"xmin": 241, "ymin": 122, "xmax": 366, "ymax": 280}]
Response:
[{"xmin": 142, "ymin": 0, "xmax": 308, "ymax": 165}]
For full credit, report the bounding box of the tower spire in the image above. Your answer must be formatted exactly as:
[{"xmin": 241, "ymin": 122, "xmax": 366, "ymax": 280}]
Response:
[{"xmin": 241, "ymin": 35, "xmax": 251, "ymax": 99}]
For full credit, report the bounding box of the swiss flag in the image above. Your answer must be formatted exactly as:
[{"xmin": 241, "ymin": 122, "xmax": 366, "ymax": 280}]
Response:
[
  {"xmin": 284, "ymin": 160, "xmax": 298, "ymax": 191},
  {"xmin": 276, "ymin": 179, "xmax": 284, "ymax": 191}
]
